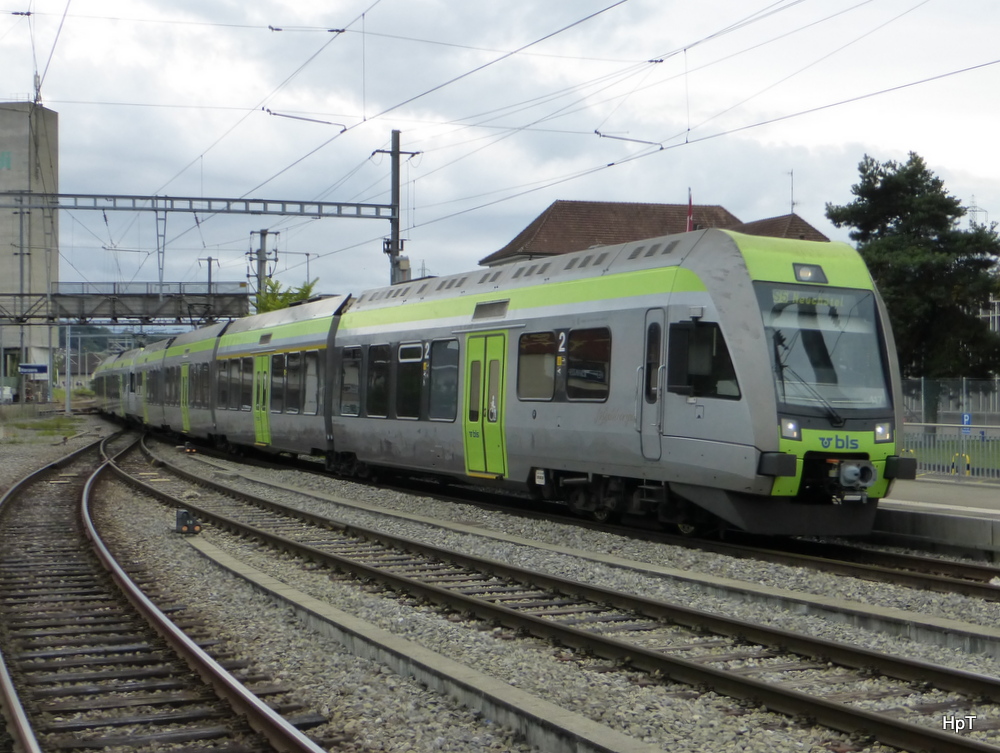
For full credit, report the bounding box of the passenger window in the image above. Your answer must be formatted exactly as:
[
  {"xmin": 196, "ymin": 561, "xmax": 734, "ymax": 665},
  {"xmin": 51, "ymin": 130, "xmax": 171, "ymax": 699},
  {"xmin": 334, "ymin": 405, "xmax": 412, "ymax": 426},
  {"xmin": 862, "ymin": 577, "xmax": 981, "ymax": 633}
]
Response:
[
  {"xmin": 240, "ymin": 357, "xmax": 254, "ymax": 410},
  {"xmin": 468, "ymin": 361, "xmax": 481, "ymax": 423},
  {"xmin": 667, "ymin": 321, "xmax": 741, "ymax": 399},
  {"xmin": 366, "ymin": 344, "xmax": 390, "ymax": 417},
  {"xmin": 645, "ymin": 323, "xmax": 661, "ymax": 404},
  {"xmin": 285, "ymin": 352, "xmax": 303, "ymax": 414},
  {"xmin": 566, "ymin": 327, "xmax": 611, "ymax": 401},
  {"xmin": 429, "ymin": 339, "xmax": 458, "ymax": 421},
  {"xmin": 230, "ymin": 361, "xmax": 242, "ymax": 411},
  {"xmin": 340, "ymin": 348, "xmax": 362, "ymax": 416},
  {"xmin": 517, "ymin": 332, "xmax": 556, "ymax": 400},
  {"xmin": 270, "ymin": 354, "xmax": 285, "ymax": 413},
  {"xmin": 218, "ymin": 360, "xmax": 229, "ymax": 409},
  {"xmin": 396, "ymin": 343, "xmax": 424, "ymax": 419},
  {"xmin": 487, "ymin": 360, "xmax": 501, "ymax": 422},
  {"xmin": 303, "ymin": 351, "xmax": 320, "ymax": 415}
]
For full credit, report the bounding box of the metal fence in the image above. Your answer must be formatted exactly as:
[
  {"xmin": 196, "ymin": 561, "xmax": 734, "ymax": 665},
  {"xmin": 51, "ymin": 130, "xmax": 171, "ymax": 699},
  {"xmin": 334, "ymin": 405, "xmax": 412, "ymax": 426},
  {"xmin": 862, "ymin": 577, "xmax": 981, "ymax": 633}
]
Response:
[
  {"xmin": 902, "ymin": 422, "xmax": 1000, "ymax": 480},
  {"xmin": 903, "ymin": 378, "xmax": 1000, "ymax": 425}
]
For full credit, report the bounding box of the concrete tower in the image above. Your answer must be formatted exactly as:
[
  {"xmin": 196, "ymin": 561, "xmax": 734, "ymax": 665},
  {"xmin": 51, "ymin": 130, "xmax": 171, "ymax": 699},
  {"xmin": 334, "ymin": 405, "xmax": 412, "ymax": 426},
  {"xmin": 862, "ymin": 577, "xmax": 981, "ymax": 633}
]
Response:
[{"xmin": 0, "ymin": 102, "xmax": 58, "ymax": 401}]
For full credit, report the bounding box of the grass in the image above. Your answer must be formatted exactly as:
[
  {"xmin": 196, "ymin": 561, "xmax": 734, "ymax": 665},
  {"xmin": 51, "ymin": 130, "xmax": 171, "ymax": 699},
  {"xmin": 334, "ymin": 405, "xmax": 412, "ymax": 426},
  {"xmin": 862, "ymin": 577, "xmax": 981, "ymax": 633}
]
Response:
[{"xmin": 0, "ymin": 415, "xmax": 84, "ymax": 444}]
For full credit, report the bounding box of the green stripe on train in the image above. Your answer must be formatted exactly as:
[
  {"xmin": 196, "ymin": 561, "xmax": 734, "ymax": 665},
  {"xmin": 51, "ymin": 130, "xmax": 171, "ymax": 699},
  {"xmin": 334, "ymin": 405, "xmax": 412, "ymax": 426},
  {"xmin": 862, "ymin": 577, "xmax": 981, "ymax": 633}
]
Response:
[{"xmin": 340, "ymin": 266, "xmax": 707, "ymax": 331}]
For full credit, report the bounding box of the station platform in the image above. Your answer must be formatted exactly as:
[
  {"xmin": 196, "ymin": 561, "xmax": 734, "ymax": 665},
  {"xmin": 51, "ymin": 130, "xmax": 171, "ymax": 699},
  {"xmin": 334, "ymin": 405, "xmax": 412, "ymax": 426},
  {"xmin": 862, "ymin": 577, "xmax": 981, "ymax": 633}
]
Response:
[{"xmin": 873, "ymin": 476, "xmax": 1000, "ymax": 558}]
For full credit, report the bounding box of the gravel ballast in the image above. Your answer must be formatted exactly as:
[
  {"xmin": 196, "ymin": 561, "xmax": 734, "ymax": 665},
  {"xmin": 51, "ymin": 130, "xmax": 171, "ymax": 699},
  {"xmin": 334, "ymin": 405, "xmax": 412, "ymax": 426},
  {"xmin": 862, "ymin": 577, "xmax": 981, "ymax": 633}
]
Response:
[{"xmin": 4, "ymin": 420, "xmax": 996, "ymax": 751}]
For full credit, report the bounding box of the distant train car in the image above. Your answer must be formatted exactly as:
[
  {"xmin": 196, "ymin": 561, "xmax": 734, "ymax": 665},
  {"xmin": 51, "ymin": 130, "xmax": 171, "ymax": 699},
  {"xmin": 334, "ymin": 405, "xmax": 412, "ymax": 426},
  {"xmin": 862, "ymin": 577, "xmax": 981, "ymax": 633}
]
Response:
[
  {"xmin": 92, "ymin": 348, "xmax": 140, "ymax": 419},
  {"xmin": 132, "ymin": 337, "xmax": 172, "ymax": 429},
  {"xmin": 161, "ymin": 323, "xmax": 229, "ymax": 437},
  {"xmin": 213, "ymin": 296, "xmax": 347, "ymax": 456},
  {"xmin": 96, "ymin": 228, "xmax": 916, "ymax": 536}
]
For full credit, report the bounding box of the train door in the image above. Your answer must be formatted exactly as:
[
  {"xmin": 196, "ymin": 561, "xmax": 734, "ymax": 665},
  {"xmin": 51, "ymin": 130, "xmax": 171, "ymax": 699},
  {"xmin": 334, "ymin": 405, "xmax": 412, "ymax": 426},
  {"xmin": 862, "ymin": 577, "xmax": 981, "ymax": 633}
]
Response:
[
  {"xmin": 180, "ymin": 363, "xmax": 191, "ymax": 433},
  {"xmin": 252, "ymin": 354, "xmax": 271, "ymax": 445},
  {"xmin": 640, "ymin": 309, "xmax": 665, "ymax": 461},
  {"xmin": 463, "ymin": 333, "xmax": 507, "ymax": 478}
]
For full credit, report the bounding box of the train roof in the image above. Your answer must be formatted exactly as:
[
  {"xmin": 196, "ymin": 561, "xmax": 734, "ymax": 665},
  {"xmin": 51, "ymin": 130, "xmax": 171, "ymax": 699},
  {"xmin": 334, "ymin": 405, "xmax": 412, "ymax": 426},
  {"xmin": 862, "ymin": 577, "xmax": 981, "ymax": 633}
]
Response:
[
  {"xmin": 346, "ymin": 229, "xmax": 865, "ymax": 315},
  {"xmin": 224, "ymin": 295, "xmax": 350, "ymax": 334}
]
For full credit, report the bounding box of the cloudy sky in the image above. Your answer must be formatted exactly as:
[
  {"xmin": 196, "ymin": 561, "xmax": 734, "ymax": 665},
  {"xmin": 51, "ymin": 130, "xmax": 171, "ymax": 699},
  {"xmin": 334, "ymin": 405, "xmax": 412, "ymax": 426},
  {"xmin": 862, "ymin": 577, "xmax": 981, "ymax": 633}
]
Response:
[{"xmin": 3, "ymin": 0, "xmax": 999, "ymax": 296}]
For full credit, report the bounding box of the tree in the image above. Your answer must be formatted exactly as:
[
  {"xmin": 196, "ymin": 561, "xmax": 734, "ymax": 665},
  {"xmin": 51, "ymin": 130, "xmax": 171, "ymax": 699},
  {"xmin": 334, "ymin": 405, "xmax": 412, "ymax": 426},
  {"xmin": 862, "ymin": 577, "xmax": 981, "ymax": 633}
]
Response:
[
  {"xmin": 825, "ymin": 152, "xmax": 1000, "ymax": 382},
  {"xmin": 255, "ymin": 277, "xmax": 319, "ymax": 313}
]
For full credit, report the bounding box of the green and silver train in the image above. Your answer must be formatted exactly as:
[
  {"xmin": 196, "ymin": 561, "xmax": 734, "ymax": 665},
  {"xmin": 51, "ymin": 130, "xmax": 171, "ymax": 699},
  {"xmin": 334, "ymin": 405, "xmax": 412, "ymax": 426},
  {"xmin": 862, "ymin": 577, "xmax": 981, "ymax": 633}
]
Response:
[{"xmin": 93, "ymin": 228, "xmax": 916, "ymax": 536}]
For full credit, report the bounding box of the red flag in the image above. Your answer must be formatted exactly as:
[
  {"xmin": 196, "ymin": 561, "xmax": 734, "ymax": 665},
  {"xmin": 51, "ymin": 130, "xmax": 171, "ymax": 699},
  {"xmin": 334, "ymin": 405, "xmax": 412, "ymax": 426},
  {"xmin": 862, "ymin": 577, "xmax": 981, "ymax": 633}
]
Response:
[{"xmin": 686, "ymin": 188, "xmax": 694, "ymax": 232}]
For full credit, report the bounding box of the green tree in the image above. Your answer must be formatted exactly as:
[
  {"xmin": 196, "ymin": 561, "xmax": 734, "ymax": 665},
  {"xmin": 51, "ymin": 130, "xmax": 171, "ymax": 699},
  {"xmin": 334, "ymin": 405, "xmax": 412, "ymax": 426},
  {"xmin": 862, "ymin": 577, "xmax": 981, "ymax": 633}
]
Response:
[
  {"xmin": 825, "ymin": 152, "xmax": 1000, "ymax": 382},
  {"xmin": 255, "ymin": 277, "xmax": 319, "ymax": 313}
]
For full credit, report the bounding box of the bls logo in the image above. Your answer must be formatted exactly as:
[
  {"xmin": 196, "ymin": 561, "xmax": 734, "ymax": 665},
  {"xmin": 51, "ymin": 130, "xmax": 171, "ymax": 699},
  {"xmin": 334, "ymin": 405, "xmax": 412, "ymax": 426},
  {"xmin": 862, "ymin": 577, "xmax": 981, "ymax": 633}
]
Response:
[{"xmin": 820, "ymin": 435, "xmax": 860, "ymax": 450}]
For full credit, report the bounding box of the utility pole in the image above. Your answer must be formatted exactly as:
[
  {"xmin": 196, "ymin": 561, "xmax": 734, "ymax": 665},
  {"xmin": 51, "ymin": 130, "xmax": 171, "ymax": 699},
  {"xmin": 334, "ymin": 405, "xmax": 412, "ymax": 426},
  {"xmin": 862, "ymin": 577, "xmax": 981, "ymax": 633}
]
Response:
[
  {"xmin": 199, "ymin": 256, "xmax": 218, "ymax": 292},
  {"xmin": 17, "ymin": 200, "xmax": 27, "ymax": 402},
  {"xmin": 376, "ymin": 130, "xmax": 419, "ymax": 285},
  {"xmin": 249, "ymin": 230, "xmax": 276, "ymax": 305}
]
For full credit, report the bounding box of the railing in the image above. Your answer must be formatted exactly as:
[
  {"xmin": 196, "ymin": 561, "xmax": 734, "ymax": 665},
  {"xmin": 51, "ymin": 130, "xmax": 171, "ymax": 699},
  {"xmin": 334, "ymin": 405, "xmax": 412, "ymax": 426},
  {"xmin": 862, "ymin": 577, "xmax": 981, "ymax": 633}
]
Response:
[
  {"xmin": 902, "ymin": 423, "xmax": 1000, "ymax": 480},
  {"xmin": 52, "ymin": 281, "xmax": 248, "ymax": 296},
  {"xmin": 903, "ymin": 378, "xmax": 1000, "ymax": 424}
]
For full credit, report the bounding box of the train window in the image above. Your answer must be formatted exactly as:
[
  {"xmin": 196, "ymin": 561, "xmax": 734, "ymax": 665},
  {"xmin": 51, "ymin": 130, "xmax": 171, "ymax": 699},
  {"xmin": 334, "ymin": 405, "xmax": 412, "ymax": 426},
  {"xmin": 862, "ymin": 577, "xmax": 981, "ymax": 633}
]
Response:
[
  {"xmin": 468, "ymin": 361, "xmax": 481, "ymax": 423},
  {"xmin": 367, "ymin": 345, "xmax": 390, "ymax": 417},
  {"xmin": 517, "ymin": 332, "xmax": 556, "ymax": 400},
  {"xmin": 429, "ymin": 339, "xmax": 458, "ymax": 421},
  {"xmin": 240, "ymin": 357, "xmax": 254, "ymax": 410},
  {"xmin": 200, "ymin": 363, "xmax": 210, "ymax": 408},
  {"xmin": 487, "ymin": 360, "xmax": 501, "ymax": 422},
  {"xmin": 303, "ymin": 351, "xmax": 320, "ymax": 415},
  {"xmin": 645, "ymin": 323, "xmax": 661, "ymax": 404},
  {"xmin": 270, "ymin": 354, "xmax": 285, "ymax": 413},
  {"xmin": 667, "ymin": 322, "xmax": 741, "ymax": 400},
  {"xmin": 229, "ymin": 361, "xmax": 241, "ymax": 411},
  {"xmin": 396, "ymin": 343, "xmax": 423, "ymax": 419},
  {"xmin": 340, "ymin": 348, "xmax": 362, "ymax": 416},
  {"xmin": 188, "ymin": 366, "xmax": 197, "ymax": 408},
  {"xmin": 566, "ymin": 328, "xmax": 611, "ymax": 401},
  {"xmin": 286, "ymin": 352, "xmax": 303, "ymax": 414},
  {"xmin": 218, "ymin": 361, "xmax": 229, "ymax": 409},
  {"xmin": 165, "ymin": 367, "xmax": 174, "ymax": 405}
]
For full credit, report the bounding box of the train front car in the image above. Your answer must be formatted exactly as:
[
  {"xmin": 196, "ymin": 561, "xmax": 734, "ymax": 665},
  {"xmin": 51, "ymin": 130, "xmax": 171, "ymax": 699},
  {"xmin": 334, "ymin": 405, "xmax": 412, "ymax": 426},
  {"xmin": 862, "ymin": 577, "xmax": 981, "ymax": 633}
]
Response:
[{"xmin": 677, "ymin": 231, "xmax": 916, "ymax": 535}]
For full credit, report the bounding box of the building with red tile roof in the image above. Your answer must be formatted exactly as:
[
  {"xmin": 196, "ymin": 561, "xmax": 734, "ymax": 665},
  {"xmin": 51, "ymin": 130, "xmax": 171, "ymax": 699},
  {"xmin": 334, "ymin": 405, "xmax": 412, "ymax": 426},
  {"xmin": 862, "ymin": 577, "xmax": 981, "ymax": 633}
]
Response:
[{"xmin": 479, "ymin": 200, "xmax": 829, "ymax": 266}]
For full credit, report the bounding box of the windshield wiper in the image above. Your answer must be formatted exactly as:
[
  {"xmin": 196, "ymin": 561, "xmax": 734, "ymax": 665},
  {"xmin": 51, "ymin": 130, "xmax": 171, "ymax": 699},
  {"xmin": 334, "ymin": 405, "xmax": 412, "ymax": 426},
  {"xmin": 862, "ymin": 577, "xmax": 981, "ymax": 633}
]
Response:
[{"xmin": 772, "ymin": 329, "xmax": 845, "ymax": 427}]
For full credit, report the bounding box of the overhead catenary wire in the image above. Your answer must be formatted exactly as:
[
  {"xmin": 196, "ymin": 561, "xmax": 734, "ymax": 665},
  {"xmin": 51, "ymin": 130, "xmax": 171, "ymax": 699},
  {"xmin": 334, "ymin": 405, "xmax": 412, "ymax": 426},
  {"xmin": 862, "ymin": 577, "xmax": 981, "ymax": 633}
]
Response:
[{"xmin": 15, "ymin": 1, "xmax": 993, "ymax": 291}]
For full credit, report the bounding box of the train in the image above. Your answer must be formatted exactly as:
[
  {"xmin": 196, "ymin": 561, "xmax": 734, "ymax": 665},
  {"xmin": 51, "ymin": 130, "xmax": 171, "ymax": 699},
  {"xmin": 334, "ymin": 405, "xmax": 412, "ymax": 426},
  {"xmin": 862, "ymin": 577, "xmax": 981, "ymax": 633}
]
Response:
[{"xmin": 93, "ymin": 228, "xmax": 917, "ymax": 536}]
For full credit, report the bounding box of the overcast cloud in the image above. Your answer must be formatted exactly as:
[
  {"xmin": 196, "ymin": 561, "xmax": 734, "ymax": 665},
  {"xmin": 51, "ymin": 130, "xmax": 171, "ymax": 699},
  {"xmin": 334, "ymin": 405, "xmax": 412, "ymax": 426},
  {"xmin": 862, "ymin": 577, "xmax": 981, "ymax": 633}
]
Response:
[{"xmin": 2, "ymin": 0, "xmax": 998, "ymax": 295}]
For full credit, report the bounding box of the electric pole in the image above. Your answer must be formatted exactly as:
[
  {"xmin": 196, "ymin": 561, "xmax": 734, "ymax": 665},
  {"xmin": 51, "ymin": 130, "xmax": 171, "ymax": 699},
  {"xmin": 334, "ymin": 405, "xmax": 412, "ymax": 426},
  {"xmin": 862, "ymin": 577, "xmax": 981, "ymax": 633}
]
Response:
[
  {"xmin": 249, "ymin": 230, "xmax": 277, "ymax": 304},
  {"xmin": 376, "ymin": 130, "xmax": 419, "ymax": 284}
]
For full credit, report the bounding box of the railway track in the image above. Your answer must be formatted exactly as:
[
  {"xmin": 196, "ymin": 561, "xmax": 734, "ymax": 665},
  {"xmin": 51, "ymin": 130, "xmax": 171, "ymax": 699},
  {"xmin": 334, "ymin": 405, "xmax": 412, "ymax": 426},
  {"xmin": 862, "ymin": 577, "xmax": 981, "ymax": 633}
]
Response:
[
  {"xmin": 184, "ymin": 438, "xmax": 1000, "ymax": 602},
  {"xmin": 113, "ymin": 437, "xmax": 1000, "ymax": 753},
  {"xmin": 0, "ymin": 433, "xmax": 329, "ymax": 753}
]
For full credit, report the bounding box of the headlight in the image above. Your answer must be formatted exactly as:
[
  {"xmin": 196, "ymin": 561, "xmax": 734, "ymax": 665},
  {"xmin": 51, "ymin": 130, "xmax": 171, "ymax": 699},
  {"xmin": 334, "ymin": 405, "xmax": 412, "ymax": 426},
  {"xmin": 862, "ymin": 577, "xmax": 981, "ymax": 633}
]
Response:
[
  {"xmin": 874, "ymin": 422, "xmax": 893, "ymax": 443},
  {"xmin": 793, "ymin": 263, "xmax": 828, "ymax": 283},
  {"xmin": 780, "ymin": 418, "xmax": 801, "ymax": 441}
]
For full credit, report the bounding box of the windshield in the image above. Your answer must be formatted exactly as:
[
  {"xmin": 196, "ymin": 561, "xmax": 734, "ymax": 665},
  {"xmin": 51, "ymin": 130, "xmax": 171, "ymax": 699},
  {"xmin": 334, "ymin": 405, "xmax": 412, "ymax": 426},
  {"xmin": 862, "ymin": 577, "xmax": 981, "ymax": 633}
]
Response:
[{"xmin": 755, "ymin": 283, "xmax": 890, "ymax": 414}]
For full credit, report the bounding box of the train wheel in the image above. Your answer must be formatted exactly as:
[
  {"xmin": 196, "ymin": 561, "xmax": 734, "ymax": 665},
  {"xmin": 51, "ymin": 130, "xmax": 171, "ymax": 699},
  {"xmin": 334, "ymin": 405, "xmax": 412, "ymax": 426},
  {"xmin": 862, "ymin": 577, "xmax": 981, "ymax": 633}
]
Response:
[
  {"xmin": 590, "ymin": 502, "xmax": 621, "ymax": 524},
  {"xmin": 567, "ymin": 487, "xmax": 591, "ymax": 518}
]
